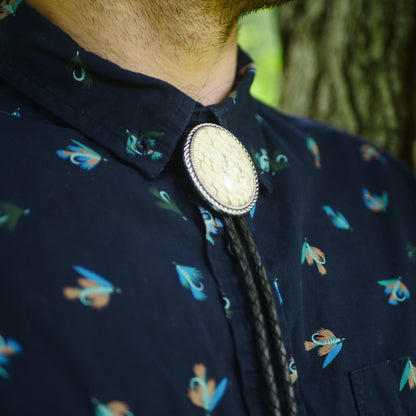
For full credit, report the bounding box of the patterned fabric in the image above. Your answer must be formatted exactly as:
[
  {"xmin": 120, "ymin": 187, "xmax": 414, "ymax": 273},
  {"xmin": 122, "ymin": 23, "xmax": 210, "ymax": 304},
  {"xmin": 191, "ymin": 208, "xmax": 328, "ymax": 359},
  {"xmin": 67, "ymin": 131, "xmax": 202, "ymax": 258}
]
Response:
[{"xmin": 1, "ymin": 3, "xmax": 416, "ymax": 415}]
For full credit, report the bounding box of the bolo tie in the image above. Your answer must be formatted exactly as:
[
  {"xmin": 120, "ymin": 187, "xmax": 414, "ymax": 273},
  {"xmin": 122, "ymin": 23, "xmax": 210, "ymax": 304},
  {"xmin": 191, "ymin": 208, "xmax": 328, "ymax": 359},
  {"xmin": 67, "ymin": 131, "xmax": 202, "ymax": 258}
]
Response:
[{"xmin": 183, "ymin": 123, "xmax": 298, "ymax": 416}]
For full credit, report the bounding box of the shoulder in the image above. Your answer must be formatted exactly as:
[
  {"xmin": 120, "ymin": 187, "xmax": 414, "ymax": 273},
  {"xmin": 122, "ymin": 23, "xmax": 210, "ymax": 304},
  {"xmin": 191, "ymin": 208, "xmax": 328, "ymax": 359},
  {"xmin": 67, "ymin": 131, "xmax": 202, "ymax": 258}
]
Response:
[{"xmin": 255, "ymin": 99, "xmax": 416, "ymax": 192}]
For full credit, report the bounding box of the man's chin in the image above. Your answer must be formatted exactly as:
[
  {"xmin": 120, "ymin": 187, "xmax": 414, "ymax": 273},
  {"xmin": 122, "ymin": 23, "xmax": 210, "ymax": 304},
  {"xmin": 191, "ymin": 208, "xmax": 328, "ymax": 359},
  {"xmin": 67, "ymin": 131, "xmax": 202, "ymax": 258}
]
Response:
[
  {"xmin": 233, "ymin": 0, "xmax": 293, "ymax": 20},
  {"xmin": 238, "ymin": 0, "xmax": 293, "ymax": 10}
]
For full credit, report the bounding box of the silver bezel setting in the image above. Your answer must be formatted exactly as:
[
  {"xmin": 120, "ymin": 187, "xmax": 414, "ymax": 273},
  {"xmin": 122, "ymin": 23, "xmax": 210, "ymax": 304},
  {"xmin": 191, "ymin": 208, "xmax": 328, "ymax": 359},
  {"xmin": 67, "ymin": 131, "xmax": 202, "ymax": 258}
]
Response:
[{"xmin": 183, "ymin": 123, "xmax": 259, "ymax": 216}]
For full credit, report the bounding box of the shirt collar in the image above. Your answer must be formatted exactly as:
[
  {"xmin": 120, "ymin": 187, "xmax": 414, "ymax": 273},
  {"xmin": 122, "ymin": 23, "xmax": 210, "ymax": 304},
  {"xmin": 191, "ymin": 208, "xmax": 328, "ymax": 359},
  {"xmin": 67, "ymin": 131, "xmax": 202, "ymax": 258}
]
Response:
[{"xmin": 0, "ymin": 2, "xmax": 271, "ymax": 191}]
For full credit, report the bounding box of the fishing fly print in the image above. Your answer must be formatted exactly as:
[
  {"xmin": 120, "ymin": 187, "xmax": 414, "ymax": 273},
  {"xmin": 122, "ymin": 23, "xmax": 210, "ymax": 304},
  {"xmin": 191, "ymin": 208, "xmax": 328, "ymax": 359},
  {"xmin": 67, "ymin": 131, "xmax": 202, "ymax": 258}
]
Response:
[
  {"xmin": 222, "ymin": 296, "xmax": 232, "ymax": 319},
  {"xmin": 63, "ymin": 265, "xmax": 121, "ymax": 309},
  {"xmin": 362, "ymin": 188, "xmax": 388, "ymax": 212},
  {"xmin": 150, "ymin": 187, "xmax": 187, "ymax": 220},
  {"xmin": 273, "ymin": 278, "xmax": 283, "ymax": 304},
  {"xmin": 0, "ymin": 0, "xmax": 22, "ymax": 20},
  {"xmin": 92, "ymin": 398, "xmax": 135, "ymax": 416},
  {"xmin": 228, "ymin": 91, "xmax": 238, "ymax": 104},
  {"xmin": 306, "ymin": 137, "xmax": 321, "ymax": 169},
  {"xmin": 199, "ymin": 207, "xmax": 223, "ymax": 245},
  {"xmin": 302, "ymin": 238, "xmax": 327, "ymax": 275},
  {"xmin": 360, "ymin": 144, "xmax": 386, "ymax": 164},
  {"xmin": 305, "ymin": 328, "xmax": 345, "ymax": 368},
  {"xmin": 0, "ymin": 202, "xmax": 30, "ymax": 232},
  {"xmin": 188, "ymin": 364, "xmax": 228, "ymax": 415},
  {"xmin": 173, "ymin": 262, "xmax": 207, "ymax": 301},
  {"xmin": 0, "ymin": 333, "xmax": 21, "ymax": 379},
  {"xmin": 66, "ymin": 51, "xmax": 93, "ymax": 88},
  {"xmin": 11, "ymin": 106, "xmax": 21, "ymax": 117},
  {"xmin": 322, "ymin": 206, "xmax": 352, "ymax": 231},
  {"xmin": 289, "ymin": 357, "xmax": 298, "ymax": 384},
  {"xmin": 57, "ymin": 139, "xmax": 106, "ymax": 170},
  {"xmin": 126, "ymin": 130, "xmax": 163, "ymax": 160},
  {"xmin": 377, "ymin": 276, "xmax": 410, "ymax": 305},
  {"xmin": 400, "ymin": 358, "xmax": 416, "ymax": 392},
  {"xmin": 407, "ymin": 242, "xmax": 416, "ymax": 263},
  {"xmin": 251, "ymin": 147, "xmax": 289, "ymax": 175}
]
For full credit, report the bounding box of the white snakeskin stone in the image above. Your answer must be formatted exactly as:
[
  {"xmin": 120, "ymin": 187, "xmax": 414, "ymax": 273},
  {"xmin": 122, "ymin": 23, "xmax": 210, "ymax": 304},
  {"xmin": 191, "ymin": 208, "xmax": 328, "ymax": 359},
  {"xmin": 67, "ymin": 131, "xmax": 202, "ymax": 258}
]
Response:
[{"xmin": 186, "ymin": 124, "xmax": 258, "ymax": 214}]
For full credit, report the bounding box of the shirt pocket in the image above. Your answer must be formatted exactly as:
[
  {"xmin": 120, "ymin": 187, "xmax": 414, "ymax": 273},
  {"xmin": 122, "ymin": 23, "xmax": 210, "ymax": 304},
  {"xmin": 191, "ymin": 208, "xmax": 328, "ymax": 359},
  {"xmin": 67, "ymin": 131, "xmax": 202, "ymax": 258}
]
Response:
[{"xmin": 350, "ymin": 357, "xmax": 416, "ymax": 416}]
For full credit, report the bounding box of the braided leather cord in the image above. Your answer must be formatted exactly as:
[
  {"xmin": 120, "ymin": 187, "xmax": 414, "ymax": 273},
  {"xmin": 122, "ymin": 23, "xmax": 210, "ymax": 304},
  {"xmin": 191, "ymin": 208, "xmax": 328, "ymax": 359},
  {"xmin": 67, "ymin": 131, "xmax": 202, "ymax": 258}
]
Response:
[
  {"xmin": 236, "ymin": 216, "xmax": 298, "ymax": 416},
  {"xmin": 223, "ymin": 216, "xmax": 282, "ymax": 416}
]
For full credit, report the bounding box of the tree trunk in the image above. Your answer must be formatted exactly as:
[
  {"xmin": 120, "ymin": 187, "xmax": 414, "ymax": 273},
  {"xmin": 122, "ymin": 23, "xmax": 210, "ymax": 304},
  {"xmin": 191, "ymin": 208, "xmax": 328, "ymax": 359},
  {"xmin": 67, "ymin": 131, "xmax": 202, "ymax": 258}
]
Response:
[{"xmin": 278, "ymin": 0, "xmax": 416, "ymax": 171}]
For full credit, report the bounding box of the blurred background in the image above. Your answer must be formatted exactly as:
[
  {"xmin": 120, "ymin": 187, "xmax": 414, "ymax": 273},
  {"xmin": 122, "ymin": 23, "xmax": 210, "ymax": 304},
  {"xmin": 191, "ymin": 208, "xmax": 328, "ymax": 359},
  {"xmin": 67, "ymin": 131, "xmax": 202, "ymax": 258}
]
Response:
[{"xmin": 238, "ymin": 2, "xmax": 416, "ymax": 172}]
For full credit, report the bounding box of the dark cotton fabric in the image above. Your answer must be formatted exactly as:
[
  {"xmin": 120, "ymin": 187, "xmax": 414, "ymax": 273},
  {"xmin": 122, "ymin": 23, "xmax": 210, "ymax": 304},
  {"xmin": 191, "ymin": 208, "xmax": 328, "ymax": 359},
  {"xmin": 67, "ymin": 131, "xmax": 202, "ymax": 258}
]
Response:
[{"xmin": 1, "ymin": 3, "xmax": 416, "ymax": 416}]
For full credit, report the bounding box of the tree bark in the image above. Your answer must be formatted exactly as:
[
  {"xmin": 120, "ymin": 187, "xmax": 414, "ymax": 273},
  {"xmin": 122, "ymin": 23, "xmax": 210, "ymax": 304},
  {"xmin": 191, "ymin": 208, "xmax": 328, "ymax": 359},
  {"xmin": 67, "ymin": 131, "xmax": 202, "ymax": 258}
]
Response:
[{"xmin": 278, "ymin": 0, "xmax": 416, "ymax": 171}]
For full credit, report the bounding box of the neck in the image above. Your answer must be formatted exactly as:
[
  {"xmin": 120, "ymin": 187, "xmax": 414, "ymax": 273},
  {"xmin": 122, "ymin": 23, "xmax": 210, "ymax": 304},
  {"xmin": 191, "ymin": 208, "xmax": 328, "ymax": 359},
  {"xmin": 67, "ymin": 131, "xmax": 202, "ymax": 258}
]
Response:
[{"xmin": 25, "ymin": 0, "xmax": 239, "ymax": 105}]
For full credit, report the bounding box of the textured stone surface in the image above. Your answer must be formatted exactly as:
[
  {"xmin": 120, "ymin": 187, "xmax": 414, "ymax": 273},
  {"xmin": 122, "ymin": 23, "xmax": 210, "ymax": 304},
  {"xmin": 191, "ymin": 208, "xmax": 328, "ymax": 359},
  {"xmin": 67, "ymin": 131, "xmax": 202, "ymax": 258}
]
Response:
[{"xmin": 189, "ymin": 125, "xmax": 257, "ymax": 212}]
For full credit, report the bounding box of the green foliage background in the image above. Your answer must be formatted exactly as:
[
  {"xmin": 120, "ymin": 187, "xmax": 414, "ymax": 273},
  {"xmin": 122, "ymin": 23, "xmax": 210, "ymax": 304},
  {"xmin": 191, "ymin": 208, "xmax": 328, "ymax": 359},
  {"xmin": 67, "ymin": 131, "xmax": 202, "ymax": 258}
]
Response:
[{"xmin": 238, "ymin": 9, "xmax": 282, "ymax": 109}]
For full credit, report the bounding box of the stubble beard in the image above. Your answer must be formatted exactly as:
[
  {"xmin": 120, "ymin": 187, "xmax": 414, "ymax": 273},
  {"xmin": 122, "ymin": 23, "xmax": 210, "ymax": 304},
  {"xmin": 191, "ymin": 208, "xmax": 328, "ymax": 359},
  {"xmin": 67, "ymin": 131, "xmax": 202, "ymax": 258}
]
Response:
[
  {"xmin": 204, "ymin": 0, "xmax": 293, "ymax": 34},
  {"xmin": 108, "ymin": 0, "xmax": 292, "ymax": 49}
]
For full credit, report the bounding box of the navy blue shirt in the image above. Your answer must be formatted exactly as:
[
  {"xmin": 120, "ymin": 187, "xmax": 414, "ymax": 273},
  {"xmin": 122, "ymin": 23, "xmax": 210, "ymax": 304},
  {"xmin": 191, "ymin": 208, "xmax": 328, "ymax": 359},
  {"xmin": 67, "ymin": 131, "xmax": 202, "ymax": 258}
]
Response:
[{"xmin": 1, "ymin": 3, "xmax": 416, "ymax": 415}]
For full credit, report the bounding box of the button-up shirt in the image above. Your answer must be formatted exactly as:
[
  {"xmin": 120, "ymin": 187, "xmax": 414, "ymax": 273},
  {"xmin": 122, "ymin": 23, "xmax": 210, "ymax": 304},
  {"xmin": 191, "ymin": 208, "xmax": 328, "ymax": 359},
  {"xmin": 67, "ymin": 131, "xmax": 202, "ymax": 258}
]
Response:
[{"xmin": 1, "ymin": 3, "xmax": 416, "ymax": 415}]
